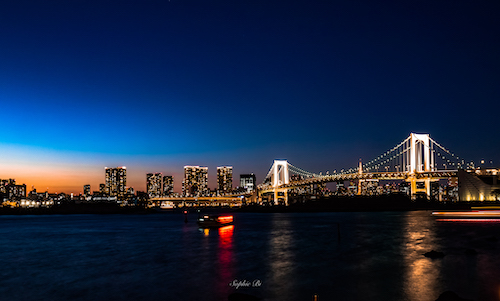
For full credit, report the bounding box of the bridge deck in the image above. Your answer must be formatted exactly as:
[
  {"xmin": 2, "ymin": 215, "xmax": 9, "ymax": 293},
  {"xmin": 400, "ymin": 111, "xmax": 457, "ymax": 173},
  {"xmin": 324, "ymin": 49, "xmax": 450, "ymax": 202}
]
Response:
[{"xmin": 258, "ymin": 170, "xmax": 458, "ymax": 193}]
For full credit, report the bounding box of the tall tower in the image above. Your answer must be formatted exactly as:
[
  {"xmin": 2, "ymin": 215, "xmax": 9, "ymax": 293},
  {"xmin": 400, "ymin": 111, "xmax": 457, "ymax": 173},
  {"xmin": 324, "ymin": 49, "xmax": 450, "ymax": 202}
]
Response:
[
  {"xmin": 217, "ymin": 166, "xmax": 233, "ymax": 195},
  {"xmin": 99, "ymin": 184, "xmax": 105, "ymax": 194},
  {"xmin": 83, "ymin": 184, "xmax": 91, "ymax": 197},
  {"xmin": 162, "ymin": 175, "xmax": 174, "ymax": 196},
  {"xmin": 409, "ymin": 133, "xmax": 431, "ymax": 173},
  {"xmin": 405, "ymin": 133, "xmax": 437, "ymax": 198},
  {"xmin": 272, "ymin": 160, "xmax": 289, "ymax": 187},
  {"xmin": 182, "ymin": 166, "xmax": 208, "ymax": 197},
  {"xmin": 146, "ymin": 173, "xmax": 162, "ymax": 198},
  {"xmin": 105, "ymin": 167, "xmax": 127, "ymax": 198}
]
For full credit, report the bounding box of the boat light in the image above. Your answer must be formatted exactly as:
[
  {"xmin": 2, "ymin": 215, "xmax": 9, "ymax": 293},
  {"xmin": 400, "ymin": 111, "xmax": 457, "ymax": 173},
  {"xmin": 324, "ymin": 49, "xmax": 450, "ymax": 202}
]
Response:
[{"xmin": 218, "ymin": 216, "xmax": 233, "ymax": 223}]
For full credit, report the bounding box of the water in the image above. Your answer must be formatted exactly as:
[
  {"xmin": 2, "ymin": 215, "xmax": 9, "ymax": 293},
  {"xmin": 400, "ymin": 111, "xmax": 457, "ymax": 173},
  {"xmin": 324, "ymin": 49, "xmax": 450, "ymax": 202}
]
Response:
[{"xmin": 0, "ymin": 211, "xmax": 499, "ymax": 301}]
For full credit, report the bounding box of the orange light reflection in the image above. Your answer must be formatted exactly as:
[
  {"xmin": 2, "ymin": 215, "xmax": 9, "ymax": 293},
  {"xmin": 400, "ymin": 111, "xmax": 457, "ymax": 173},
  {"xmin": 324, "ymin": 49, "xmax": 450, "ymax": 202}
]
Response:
[{"xmin": 432, "ymin": 211, "xmax": 500, "ymax": 218}]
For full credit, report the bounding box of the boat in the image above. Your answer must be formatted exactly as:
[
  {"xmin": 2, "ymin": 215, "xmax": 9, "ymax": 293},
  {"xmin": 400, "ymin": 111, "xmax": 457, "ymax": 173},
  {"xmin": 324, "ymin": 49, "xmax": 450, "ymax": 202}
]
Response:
[{"xmin": 197, "ymin": 214, "xmax": 234, "ymax": 228}]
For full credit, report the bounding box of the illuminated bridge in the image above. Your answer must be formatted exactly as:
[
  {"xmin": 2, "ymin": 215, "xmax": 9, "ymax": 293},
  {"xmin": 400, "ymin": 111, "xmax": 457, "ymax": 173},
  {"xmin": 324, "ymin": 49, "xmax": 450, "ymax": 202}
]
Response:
[{"xmin": 258, "ymin": 133, "xmax": 468, "ymax": 204}]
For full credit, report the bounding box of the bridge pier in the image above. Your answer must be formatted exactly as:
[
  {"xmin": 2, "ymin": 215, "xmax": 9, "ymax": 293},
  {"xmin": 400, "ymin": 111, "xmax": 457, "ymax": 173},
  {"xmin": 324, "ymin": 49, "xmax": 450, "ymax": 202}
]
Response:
[
  {"xmin": 274, "ymin": 188, "xmax": 288, "ymax": 206},
  {"xmin": 406, "ymin": 176, "xmax": 439, "ymax": 199}
]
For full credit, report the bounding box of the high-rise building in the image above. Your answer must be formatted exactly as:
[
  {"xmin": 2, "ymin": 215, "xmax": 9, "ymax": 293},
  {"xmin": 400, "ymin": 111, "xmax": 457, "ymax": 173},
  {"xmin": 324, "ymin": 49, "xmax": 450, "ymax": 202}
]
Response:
[
  {"xmin": 217, "ymin": 166, "xmax": 233, "ymax": 195},
  {"xmin": 163, "ymin": 175, "xmax": 174, "ymax": 196},
  {"xmin": 83, "ymin": 184, "xmax": 91, "ymax": 197},
  {"xmin": 147, "ymin": 173, "xmax": 162, "ymax": 198},
  {"xmin": 240, "ymin": 174, "xmax": 256, "ymax": 193},
  {"xmin": 99, "ymin": 184, "xmax": 105, "ymax": 194},
  {"xmin": 182, "ymin": 166, "xmax": 208, "ymax": 197},
  {"xmin": 105, "ymin": 167, "xmax": 127, "ymax": 197}
]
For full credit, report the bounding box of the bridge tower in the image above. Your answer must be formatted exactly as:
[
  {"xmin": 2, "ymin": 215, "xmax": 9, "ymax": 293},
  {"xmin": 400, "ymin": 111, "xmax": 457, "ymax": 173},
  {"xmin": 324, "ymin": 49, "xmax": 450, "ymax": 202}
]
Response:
[
  {"xmin": 357, "ymin": 159, "xmax": 363, "ymax": 195},
  {"xmin": 409, "ymin": 133, "xmax": 432, "ymax": 173},
  {"xmin": 271, "ymin": 160, "xmax": 289, "ymax": 205},
  {"xmin": 407, "ymin": 133, "xmax": 437, "ymax": 198},
  {"xmin": 272, "ymin": 160, "xmax": 289, "ymax": 187}
]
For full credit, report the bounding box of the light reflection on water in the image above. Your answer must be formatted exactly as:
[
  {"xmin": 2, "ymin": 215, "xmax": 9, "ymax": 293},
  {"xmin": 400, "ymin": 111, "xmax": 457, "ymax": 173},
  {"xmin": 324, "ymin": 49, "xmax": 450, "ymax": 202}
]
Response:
[
  {"xmin": 217, "ymin": 225, "xmax": 234, "ymax": 296},
  {"xmin": 0, "ymin": 212, "xmax": 499, "ymax": 301},
  {"xmin": 402, "ymin": 211, "xmax": 442, "ymax": 301},
  {"xmin": 267, "ymin": 215, "xmax": 295, "ymax": 300}
]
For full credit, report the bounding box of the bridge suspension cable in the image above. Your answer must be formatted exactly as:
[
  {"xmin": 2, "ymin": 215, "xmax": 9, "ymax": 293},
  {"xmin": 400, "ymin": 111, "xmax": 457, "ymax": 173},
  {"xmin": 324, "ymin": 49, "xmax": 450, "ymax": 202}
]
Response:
[
  {"xmin": 287, "ymin": 163, "xmax": 321, "ymax": 178},
  {"xmin": 260, "ymin": 133, "xmax": 469, "ymax": 189},
  {"xmin": 357, "ymin": 134, "xmax": 467, "ymax": 173},
  {"xmin": 429, "ymin": 137, "xmax": 469, "ymax": 170},
  {"xmin": 359, "ymin": 136, "xmax": 411, "ymax": 173}
]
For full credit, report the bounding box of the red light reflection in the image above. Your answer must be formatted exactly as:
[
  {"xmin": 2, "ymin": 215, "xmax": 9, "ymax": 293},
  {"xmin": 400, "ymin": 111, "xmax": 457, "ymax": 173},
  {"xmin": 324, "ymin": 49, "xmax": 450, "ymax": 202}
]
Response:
[
  {"xmin": 436, "ymin": 219, "xmax": 500, "ymax": 223},
  {"xmin": 217, "ymin": 225, "xmax": 234, "ymax": 296},
  {"xmin": 219, "ymin": 225, "xmax": 234, "ymax": 246}
]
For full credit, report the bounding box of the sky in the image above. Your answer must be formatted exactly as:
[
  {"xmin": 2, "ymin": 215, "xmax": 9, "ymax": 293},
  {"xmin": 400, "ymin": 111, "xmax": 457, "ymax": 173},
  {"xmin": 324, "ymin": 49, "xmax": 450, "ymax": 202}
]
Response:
[{"xmin": 0, "ymin": 0, "xmax": 499, "ymax": 194}]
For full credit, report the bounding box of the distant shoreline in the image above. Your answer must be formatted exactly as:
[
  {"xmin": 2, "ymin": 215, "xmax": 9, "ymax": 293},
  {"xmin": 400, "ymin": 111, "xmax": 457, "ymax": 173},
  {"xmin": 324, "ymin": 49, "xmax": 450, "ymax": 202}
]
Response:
[
  {"xmin": 237, "ymin": 195, "xmax": 495, "ymax": 213},
  {"xmin": 0, "ymin": 203, "xmax": 156, "ymax": 215},
  {"xmin": 1, "ymin": 195, "xmax": 497, "ymax": 215}
]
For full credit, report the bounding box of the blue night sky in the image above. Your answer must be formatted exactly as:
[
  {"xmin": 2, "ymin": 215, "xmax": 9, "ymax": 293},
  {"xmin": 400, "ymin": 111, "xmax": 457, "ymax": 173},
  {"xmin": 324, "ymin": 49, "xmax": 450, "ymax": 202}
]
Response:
[{"xmin": 1, "ymin": 0, "xmax": 499, "ymax": 193}]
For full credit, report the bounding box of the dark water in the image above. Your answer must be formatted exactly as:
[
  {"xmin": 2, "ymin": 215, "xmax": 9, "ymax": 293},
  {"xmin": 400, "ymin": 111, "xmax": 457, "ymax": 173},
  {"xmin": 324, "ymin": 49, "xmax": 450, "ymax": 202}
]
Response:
[{"xmin": 0, "ymin": 211, "xmax": 499, "ymax": 301}]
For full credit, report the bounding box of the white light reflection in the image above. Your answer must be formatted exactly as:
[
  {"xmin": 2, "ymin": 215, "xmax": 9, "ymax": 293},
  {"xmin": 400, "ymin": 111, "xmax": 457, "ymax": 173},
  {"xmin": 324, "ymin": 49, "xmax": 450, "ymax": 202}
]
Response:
[{"xmin": 267, "ymin": 215, "xmax": 296, "ymax": 300}]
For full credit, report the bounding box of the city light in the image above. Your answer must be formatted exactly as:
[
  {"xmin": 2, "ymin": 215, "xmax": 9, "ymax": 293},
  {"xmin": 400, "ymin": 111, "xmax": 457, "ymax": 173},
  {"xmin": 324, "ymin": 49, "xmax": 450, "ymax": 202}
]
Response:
[{"xmin": 0, "ymin": 133, "xmax": 498, "ymax": 208}]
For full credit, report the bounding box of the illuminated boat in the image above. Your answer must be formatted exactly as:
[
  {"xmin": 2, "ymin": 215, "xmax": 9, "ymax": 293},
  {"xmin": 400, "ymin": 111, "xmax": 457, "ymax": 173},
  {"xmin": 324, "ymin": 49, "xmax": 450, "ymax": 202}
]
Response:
[{"xmin": 197, "ymin": 215, "xmax": 234, "ymax": 228}]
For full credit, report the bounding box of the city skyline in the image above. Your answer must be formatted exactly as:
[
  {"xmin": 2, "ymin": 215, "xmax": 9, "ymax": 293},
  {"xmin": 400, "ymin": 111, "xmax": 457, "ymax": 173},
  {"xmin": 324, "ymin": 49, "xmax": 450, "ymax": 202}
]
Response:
[
  {"xmin": 1, "ymin": 1, "xmax": 499, "ymax": 194},
  {"xmin": 2, "ymin": 146, "xmax": 498, "ymax": 196}
]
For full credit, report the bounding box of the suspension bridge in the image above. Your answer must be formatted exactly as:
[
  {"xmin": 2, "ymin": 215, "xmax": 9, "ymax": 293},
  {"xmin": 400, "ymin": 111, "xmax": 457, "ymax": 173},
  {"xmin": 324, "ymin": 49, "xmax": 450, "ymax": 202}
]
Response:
[{"xmin": 258, "ymin": 133, "xmax": 468, "ymax": 204}]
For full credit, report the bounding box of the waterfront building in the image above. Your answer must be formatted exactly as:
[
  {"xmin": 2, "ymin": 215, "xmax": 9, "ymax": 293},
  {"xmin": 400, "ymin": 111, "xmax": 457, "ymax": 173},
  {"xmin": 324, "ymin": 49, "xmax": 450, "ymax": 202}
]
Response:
[
  {"xmin": 99, "ymin": 184, "xmax": 105, "ymax": 194},
  {"xmin": 217, "ymin": 166, "xmax": 233, "ymax": 195},
  {"xmin": 105, "ymin": 167, "xmax": 127, "ymax": 198},
  {"xmin": 146, "ymin": 173, "xmax": 162, "ymax": 198},
  {"xmin": 163, "ymin": 175, "xmax": 174, "ymax": 196},
  {"xmin": 0, "ymin": 179, "xmax": 15, "ymax": 194},
  {"xmin": 399, "ymin": 181, "xmax": 411, "ymax": 195},
  {"xmin": 240, "ymin": 174, "xmax": 256, "ymax": 193},
  {"xmin": 83, "ymin": 184, "xmax": 91, "ymax": 197},
  {"xmin": 459, "ymin": 169, "xmax": 500, "ymax": 201},
  {"xmin": 0, "ymin": 180, "xmax": 9, "ymax": 194},
  {"xmin": 359, "ymin": 179, "xmax": 379, "ymax": 196},
  {"xmin": 0, "ymin": 179, "xmax": 26, "ymax": 200},
  {"xmin": 8, "ymin": 184, "xmax": 26, "ymax": 200},
  {"xmin": 348, "ymin": 181, "xmax": 357, "ymax": 195},
  {"xmin": 182, "ymin": 166, "xmax": 208, "ymax": 197}
]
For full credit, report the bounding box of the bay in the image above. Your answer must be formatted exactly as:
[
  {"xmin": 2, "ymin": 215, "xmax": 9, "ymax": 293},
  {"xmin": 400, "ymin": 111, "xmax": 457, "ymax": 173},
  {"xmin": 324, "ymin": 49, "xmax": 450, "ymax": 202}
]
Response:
[{"xmin": 0, "ymin": 211, "xmax": 498, "ymax": 301}]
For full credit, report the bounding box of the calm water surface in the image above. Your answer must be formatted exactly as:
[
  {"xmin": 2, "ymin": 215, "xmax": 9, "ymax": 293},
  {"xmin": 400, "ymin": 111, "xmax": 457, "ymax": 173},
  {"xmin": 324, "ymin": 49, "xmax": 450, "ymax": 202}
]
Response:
[{"xmin": 0, "ymin": 211, "xmax": 499, "ymax": 301}]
